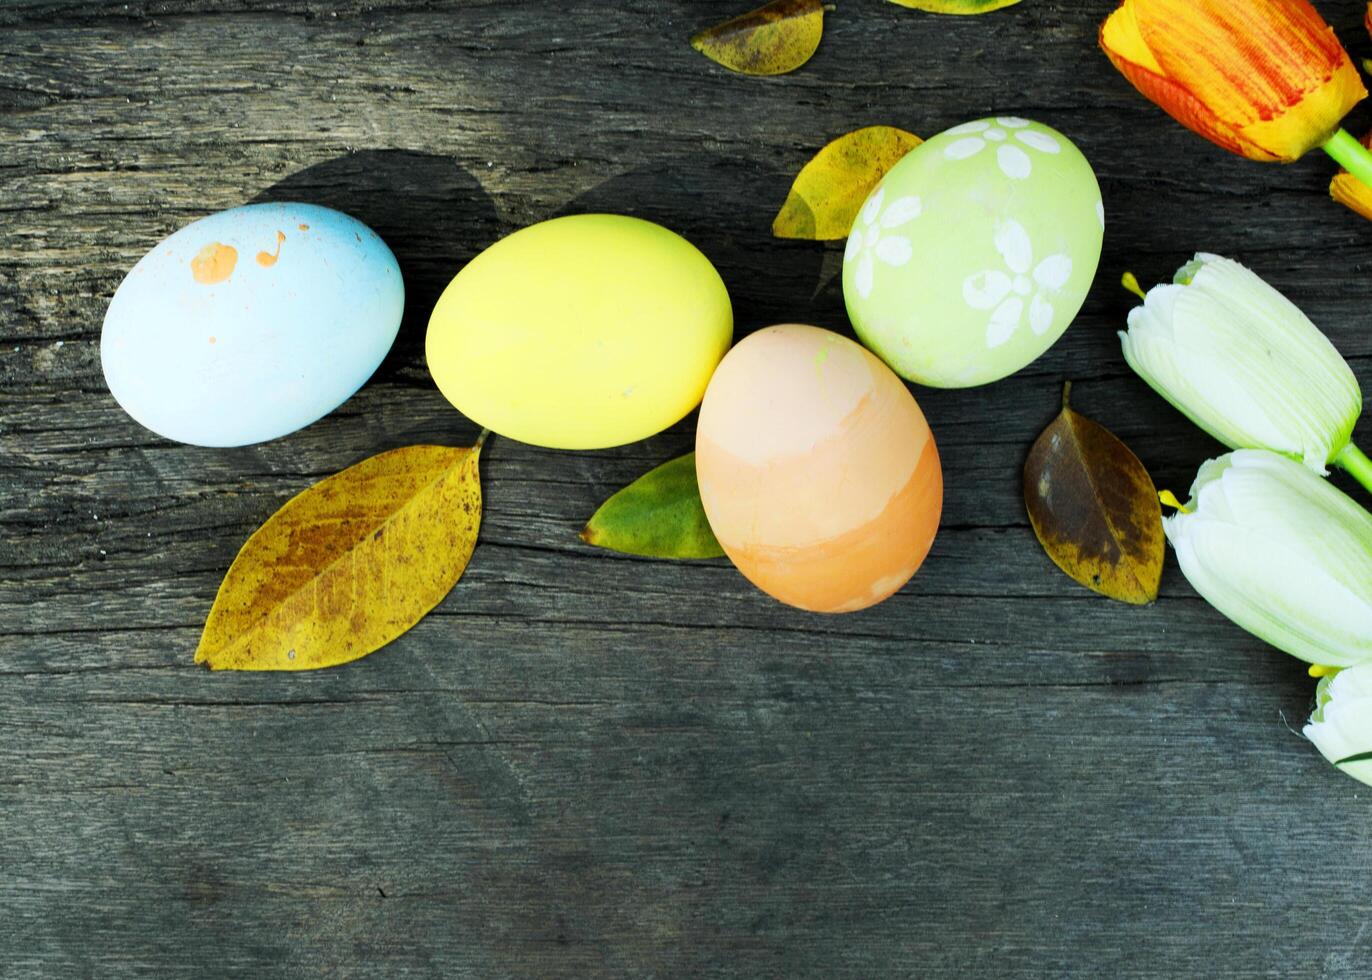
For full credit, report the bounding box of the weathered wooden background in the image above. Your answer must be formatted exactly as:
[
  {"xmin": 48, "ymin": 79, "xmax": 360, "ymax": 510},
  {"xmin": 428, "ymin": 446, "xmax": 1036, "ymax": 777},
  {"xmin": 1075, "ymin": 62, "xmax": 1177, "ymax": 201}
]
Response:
[{"xmin": 4, "ymin": 0, "xmax": 1372, "ymax": 976}]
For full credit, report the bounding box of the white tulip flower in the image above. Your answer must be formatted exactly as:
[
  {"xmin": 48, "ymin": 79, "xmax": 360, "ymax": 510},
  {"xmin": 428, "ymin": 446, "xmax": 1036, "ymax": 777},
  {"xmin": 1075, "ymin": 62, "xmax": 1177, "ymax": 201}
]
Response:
[
  {"xmin": 1122, "ymin": 254, "xmax": 1370, "ymax": 488},
  {"xmin": 1162, "ymin": 450, "xmax": 1372, "ymax": 667},
  {"xmin": 1305, "ymin": 664, "xmax": 1372, "ymax": 788}
]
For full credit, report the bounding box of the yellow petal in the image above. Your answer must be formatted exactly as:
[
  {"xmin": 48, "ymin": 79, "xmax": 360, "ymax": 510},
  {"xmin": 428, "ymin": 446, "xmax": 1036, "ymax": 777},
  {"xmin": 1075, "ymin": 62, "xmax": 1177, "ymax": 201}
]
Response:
[
  {"xmin": 1100, "ymin": 0, "xmax": 1163, "ymax": 74},
  {"xmin": 1237, "ymin": 58, "xmax": 1367, "ymax": 161},
  {"xmin": 195, "ymin": 443, "xmax": 482, "ymax": 671},
  {"xmin": 772, "ymin": 126, "xmax": 923, "ymax": 240},
  {"xmin": 690, "ymin": 0, "xmax": 824, "ymax": 77}
]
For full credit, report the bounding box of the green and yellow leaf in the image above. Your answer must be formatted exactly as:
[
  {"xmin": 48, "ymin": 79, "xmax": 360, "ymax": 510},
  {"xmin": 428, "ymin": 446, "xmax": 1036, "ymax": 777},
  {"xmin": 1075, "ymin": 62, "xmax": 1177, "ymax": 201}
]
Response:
[
  {"xmin": 582, "ymin": 452, "xmax": 723, "ymax": 559},
  {"xmin": 886, "ymin": 0, "xmax": 1021, "ymax": 13},
  {"xmin": 1023, "ymin": 384, "xmax": 1163, "ymax": 605},
  {"xmin": 196, "ymin": 443, "xmax": 482, "ymax": 671},
  {"xmin": 690, "ymin": 0, "xmax": 824, "ymax": 76},
  {"xmin": 772, "ymin": 125, "xmax": 923, "ymax": 240}
]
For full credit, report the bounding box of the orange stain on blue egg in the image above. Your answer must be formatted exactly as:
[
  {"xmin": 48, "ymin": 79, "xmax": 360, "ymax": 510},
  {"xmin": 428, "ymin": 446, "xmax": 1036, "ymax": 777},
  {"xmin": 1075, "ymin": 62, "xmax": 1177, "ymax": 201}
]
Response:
[
  {"xmin": 191, "ymin": 242, "xmax": 237, "ymax": 284},
  {"xmin": 256, "ymin": 230, "xmax": 286, "ymax": 268}
]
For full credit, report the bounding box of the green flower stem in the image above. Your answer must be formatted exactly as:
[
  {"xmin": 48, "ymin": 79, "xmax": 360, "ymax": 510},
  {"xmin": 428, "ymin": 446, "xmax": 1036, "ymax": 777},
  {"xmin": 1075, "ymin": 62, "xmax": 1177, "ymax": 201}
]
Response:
[
  {"xmin": 1334, "ymin": 442, "xmax": 1372, "ymax": 496},
  {"xmin": 1322, "ymin": 129, "xmax": 1372, "ymax": 190}
]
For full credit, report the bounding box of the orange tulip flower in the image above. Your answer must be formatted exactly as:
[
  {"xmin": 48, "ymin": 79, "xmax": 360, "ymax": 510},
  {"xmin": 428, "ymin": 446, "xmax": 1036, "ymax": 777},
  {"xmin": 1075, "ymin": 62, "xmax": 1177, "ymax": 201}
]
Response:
[{"xmin": 1101, "ymin": 0, "xmax": 1372, "ymax": 181}]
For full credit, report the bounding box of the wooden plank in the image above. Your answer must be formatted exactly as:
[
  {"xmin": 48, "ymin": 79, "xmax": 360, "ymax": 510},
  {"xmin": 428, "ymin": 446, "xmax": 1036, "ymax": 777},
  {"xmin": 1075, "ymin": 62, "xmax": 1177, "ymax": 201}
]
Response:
[{"xmin": 4, "ymin": 1, "xmax": 1372, "ymax": 976}]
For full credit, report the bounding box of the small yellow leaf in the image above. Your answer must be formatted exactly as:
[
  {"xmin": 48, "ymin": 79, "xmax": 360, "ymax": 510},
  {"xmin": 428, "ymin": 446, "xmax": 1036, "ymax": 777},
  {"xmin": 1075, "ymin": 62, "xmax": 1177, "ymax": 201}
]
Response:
[
  {"xmin": 196, "ymin": 443, "xmax": 482, "ymax": 671},
  {"xmin": 691, "ymin": 0, "xmax": 824, "ymax": 77},
  {"xmin": 887, "ymin": 0, "xmax": 1020, "ymax": 13},
  {"xmin": 772, "ymin": 126, "xmax": 923, "ymax": 239}
]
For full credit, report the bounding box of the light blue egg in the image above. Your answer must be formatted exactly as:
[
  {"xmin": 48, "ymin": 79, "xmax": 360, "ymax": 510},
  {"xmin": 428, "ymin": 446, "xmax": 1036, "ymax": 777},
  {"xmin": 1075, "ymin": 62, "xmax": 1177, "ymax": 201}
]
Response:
[{"xmin": 101, "ymin": 202, "xmax": 403, "ymax": 447}]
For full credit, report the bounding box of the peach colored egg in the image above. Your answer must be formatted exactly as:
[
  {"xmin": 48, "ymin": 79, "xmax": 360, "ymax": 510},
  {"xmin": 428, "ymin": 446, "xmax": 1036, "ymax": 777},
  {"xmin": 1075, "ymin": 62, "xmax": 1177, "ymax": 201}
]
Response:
[{"xmin": 695, "ymin": 324, "xmax": 943, "ymax": 613}]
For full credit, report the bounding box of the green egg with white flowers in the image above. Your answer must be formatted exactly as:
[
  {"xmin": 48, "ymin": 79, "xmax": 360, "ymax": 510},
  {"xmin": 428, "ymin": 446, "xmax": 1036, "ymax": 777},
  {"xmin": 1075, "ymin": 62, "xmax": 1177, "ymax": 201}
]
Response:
[{"xmin": 843, "ymin": 117, "xmax": 1103, "ymax": 388}]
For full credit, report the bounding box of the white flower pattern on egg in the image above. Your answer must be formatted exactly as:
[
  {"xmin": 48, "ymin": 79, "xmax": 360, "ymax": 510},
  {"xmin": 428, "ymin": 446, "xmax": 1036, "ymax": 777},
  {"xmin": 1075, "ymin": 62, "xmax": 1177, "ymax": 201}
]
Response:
[
  {"xmin": 962, "ymin": 219, "xmax": 1072, "ymax": 349},
  {"xmin": 942, "ymin": 117, "xmax": 1062, "ymax": 180},
  {"xmin": 843, "ymin": 186, "xmax": 923, "ymax": 300}
]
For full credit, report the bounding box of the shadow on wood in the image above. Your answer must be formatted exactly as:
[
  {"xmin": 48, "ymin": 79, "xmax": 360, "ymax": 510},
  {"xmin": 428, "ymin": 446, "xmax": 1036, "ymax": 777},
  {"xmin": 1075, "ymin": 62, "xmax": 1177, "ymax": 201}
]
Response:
[
  {"xmin": 556, "ymin": 153, "xmax": 841, "ymax": 341},
  {"xmin": 253, "ymin": 151, "xmax": 502, "ymax": 383}
]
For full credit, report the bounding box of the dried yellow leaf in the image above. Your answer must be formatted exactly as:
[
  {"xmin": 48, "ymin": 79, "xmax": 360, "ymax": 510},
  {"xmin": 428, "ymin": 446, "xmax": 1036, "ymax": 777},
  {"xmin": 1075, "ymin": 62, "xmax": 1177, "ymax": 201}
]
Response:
[
  {"xmin": 772, "ymin": 126, "xmax": 923, "ymax": 240},
  {"xmin": 195, "ymin": 443, "xmax": 482, "ymax": 671},
  {"xmin": 690, "ymin": 0, "xmax": 824, "ymax": 77},
  {"xmin": 887, "ymin": 0, "xmax": 1021, "ymax": 13}
]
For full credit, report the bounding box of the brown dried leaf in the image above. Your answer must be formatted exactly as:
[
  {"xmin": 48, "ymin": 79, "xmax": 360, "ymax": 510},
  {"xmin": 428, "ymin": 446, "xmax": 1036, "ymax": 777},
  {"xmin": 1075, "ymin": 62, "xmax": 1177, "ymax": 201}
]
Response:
[
  {"xmin": 195, "ymin": 442, "xmax": 482, "ymax": 671},
  {"xmin": 1023, "ymin": 383, "xmax": 1163, "ymax": 605},
  {"xmin": 690, "ymin": 0, "xmax": 824, "ymax": 76}
]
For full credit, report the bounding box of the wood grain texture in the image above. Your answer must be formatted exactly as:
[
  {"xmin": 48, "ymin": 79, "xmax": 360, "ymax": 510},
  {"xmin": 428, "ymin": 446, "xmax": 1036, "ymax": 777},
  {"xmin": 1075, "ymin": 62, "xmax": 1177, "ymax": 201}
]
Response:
[{"xmin": 5, "ymin": 1, "xmax": 1372, "ymax": 976}]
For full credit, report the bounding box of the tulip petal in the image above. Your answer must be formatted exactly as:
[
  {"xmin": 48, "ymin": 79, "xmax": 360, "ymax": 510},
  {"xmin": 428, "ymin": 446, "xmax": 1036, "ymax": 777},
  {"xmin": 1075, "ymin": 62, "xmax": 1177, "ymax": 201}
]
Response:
[
  {"xmin": 1305, "ymin": 665, "xmax": 1372, "ymax": 787},
  {"xmin": 1101, "ymin": 9, "xmax": 1254, "ymax": 158},
  {"xmin": 1100, "ymin": 0, "xmax": 1164, "ymax": 73},
  {"xmin": 1330, "ymin": 168, "xmax": 1372, "ymax": 220}
]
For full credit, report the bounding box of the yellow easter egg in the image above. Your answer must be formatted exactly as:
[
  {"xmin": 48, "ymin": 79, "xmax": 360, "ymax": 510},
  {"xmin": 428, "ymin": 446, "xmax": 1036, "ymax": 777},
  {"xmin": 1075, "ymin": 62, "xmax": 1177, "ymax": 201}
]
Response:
[{"xmin": 426, "ymin": 214, "xmax": 733, "ymax": 449}]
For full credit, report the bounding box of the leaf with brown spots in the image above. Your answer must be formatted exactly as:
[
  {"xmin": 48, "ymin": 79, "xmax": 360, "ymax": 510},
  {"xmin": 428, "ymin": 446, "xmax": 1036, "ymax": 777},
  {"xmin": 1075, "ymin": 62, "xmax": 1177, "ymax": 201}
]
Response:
[
  {"xmin": 690, "ymin": 0, "xmax": 824, "ymax": 76},
  {"xmin": 772, "ymin": 126, "xmax": 923, "ymax": 240},
  {"xmin": 887, "ymin": 0, "xmax": 1021, "ymax": 13},
  {"xmin": 1023, "ymin": 383, "xmax": 1163, "ymax": 605},
  {"xmin": 195, "ymin": 441, "xmax": 483, "ymax": 671}
]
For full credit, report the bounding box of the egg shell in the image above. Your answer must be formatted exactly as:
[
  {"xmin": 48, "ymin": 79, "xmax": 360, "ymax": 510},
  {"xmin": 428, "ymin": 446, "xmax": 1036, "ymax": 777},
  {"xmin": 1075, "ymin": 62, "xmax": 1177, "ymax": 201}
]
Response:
[
  {"xmin": 695, "ymin": 324, "xmax": 942, "ymax": 613},
  {"xmin": 426, "ymin": 214, "xmax": 732, "ymax": 450},
  {"xmin": 843, "ymin": 117, "xmax": 1103, "ymax": 388},
  {"xmin": 101, "ymin": 202, "xmax": 403, "ymax": 447}
]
